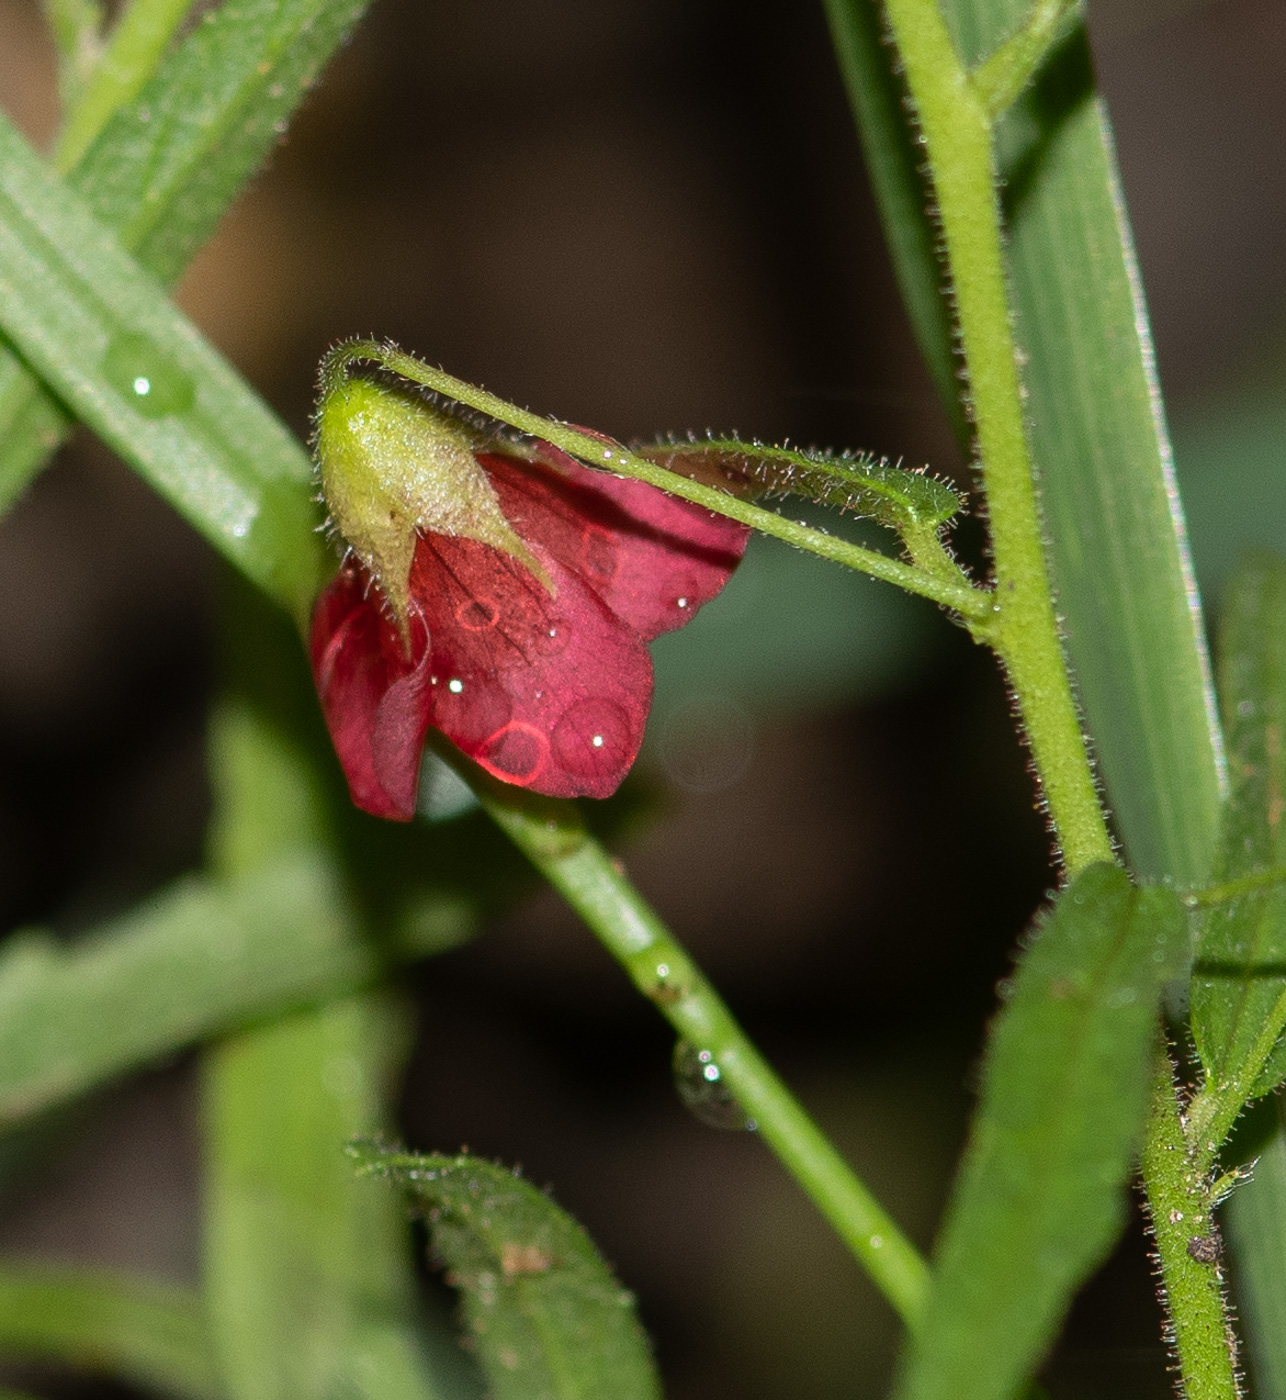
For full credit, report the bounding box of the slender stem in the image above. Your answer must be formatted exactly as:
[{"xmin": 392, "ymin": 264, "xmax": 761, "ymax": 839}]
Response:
[
  {"xmin": 323, "ymin": 341, "xmax": 990, "ymax": 620},
  {"xmin": 41, "ymin": 0, "xmax": 106, "ymax": 110},
  {"xmin": 1184, "ymin": 866, "xmax": 1286, "ymax": 910},
  {"xmin": 879, "ymin": 0, "xmax": 1111, "ymax": 875},
  {"xmin": 452, "ymin": 756, "xmax": 930, "ymax": 1329},
  {"xmin": 1140, "ymin": 1052, "xmax": 1242, "ymax": 1400},
  {"xmin": 970, "ymin": 0, "xmax": 1081, "ymax": 119},
  {"xmin": 53, "ymin": 0, "xmax": 195, "ymax": 173}
]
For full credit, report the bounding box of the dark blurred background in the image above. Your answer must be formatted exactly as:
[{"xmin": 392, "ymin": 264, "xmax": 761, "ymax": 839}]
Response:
[{"xmin": 0, "ymin": 1, "xmax": 1284, "ymax": 1396}]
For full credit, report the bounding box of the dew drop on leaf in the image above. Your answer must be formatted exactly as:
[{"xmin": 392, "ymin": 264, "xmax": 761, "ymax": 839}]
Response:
[
  {"xmin": 102, "ymin": 333, "xmax": 196, "ymax": 419},
  {"xmin": 672, "ymin": 1040, "xmax": 755, "ymax": 1131}
]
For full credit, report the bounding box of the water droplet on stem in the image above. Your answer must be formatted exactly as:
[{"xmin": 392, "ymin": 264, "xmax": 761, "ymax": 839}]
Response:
[{"xmin": 672, "ymin": 1041, "xmax": 754, "ymax": 1131}]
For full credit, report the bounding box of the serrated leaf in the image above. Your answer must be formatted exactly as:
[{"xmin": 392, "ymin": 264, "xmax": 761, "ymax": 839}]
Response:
[
  {"xmin": 0, "ymin": 109, "xmax": 324, "ymax": 620},
  {"xmin": 351, "ymin": 1146, "xmax": 662, "ymax": 1400},
  {"xmin": 0, "ymin": 1263, "xmax": 217, "ymax": 1400},
  {"xmin": 638, "ymin": 437, "xmax": 962, "ymax": 532},
  {"xmin": 1191, "ymin": 554, "xmax": 1286, "ymax": 1099},
  {"xmin": 897, "ymin": 864, "xmax": 1182, "ymax": 1400},
  {"xmin": 0, "ymin": 0, "xmax": 371, "ymax": 513}
]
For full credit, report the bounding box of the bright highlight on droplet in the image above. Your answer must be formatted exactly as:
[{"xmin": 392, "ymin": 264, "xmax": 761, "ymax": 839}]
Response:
[
  {"xmin": 448, "ymin": 678, "xmax": 464, "ymax": 694},
  {"xmin": 101, "ymin": 332, "xmax": 196, "ymax": 419},
  {"xmin": 592, "ymin": 734, "xmax": 604, "ymax": 748}
]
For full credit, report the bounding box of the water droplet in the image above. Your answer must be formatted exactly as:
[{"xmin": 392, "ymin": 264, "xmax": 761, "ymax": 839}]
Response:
[
  {"xmin": 448, "ymin": 678, "xmax": 464, "ymax": 694},
  {"xmin": 552, "ymin": 698, "xmax": 633, "ymax": 780},
  {"xmin": 676, "ymin": 596, "xmax": 689, "ymax": 609},
  {"xmin": 479, "ymin": 722, "xmax": 548, "ymax": 784},
  {"xmin": 102, "ymin": 333, "xmax": 195, "ymax": 418},
  {"xmin": 672, "ymin": 1041, "xmax": 754, "ymax": 1131}
]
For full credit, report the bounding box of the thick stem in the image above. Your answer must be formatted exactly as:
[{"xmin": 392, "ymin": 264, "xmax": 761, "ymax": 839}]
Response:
[
  {"xmin": 1140, "ymin": 1053, "xmax": 1242, "ymax": 1400},
  {"xmin": 879, "ymin": 0, "xmax": 1111, "ymax": 875},
  {"xmin": 459, "ymin": 762, "xmax": 931, "ymax": 1330}
]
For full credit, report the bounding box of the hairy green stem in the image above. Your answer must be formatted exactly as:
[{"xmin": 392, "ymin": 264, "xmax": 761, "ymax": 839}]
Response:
[
  {"xmin": 1140, "ymin": 1054, "xmax": 1242, "ymax": 1400},
  {"xmin": 454, "ymin": 758, "xmax": 930, "ymax": 1329},
  {"xmin": 321, "ymin": 341, "xmax": 988, "ymax": 620},
  {"xmin": 874, "ymin": 0, "xmax": 1243, "ymax": 1389},
  {"xmin": 879, "ymin": 0, "xmax": 1111, "ymax": 875},
  {"xmin": 53, "ymin": 0, "xmax": 195, "ymax": 172}
]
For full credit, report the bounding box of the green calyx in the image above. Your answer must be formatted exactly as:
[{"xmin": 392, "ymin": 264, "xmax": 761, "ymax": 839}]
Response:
[{"xmin": 314, "ymin": 373, "xmax": 545, "ymax": 633}]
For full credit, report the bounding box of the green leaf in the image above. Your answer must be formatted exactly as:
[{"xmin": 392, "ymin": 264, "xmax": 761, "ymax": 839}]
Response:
[
  {"xmin": 1191, "ymin": 554, "xmax": 1286, "ymax": 1100},
  {"xmin": 352, "ymin": 1146, "xmax": 663, "ymax": 1400},
  {"xmin": 201, "ymin": 618, "xmax": 452, "ymax": 1400},
  {"xmin": 0, "ymin": 110, "xmax": 325, "ymax": 622},
  {"xmin": 818, "ymin": 0, "xmax": 965, "ymax": 444},
  {"xmin": 637, "ymin": 437, "xmax": 962, "ymax": 532},
  {"xmin": 204, "ymin": 999, "xmax": 449, "ymax": 1400},
  {"xmin": 0, "ymin": 0, "xmax": 371, "ymax": 515},
  {"xmin": 0, "ymin": 1262, "xmax": 218, "ymax": 1400},
  {"xmin": 995, "ymin": 27, "xmax": 1224, "ymax": 886},
  {"xmin": 896, "ymin": 863, "xmax": 1182, "ymax": 1400},
  {"xmin": 0, "ymin": 855, "xmax": 456, "ymax": 1128},
  {"xmin": 1226, "ymin": 1105, "xmax": 1286, "ymax": 1400}
]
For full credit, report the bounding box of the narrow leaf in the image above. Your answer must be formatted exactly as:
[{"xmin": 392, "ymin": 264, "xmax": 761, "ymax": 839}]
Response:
[
  {"xmin": 201, "ymin": 621, "xmax": 452, "ymax": 1400},
  {"xmin": 0, "ymin": 857, "xmax": 470, "ymax": 1128},
  {"xmin": 1226, "ymin": 1105, "xmax": 1286, "ymax": 1400},
  {"xmin": 995, "ymin": 25, "xmax": 1224, "ymax": 886},
  {"xmin": 352, "ymin": 1146, "xmax": 663, "ymax": 1400},
  {"xmin": 204, "ymin": 1000, "xmax": 447, "ymax": 1400},
  {"xmin": 638, "ymin": 436, "xmax": 962, "ymax": 531},
  {"xmin": 818, "ymin": 0, "xmax": 965, "ymax": 443},
  {"xmin": 0, "ymin": 110, "xmax": 325, "ymax": 621},
  {"xmin": 1192, "ymin": 553, "xmax": 1286, "ymax": 1099},
  {"xmin": 0, "ymin": 1263, "xmax": 218, "ymax": 1400},
  {"xmin": 897, "ymin": 863, "xmax": 1183, "ymax": 1400},
  {"xmin": 0, "ymin": 0, "xmax": 370, "ymax": 513}
]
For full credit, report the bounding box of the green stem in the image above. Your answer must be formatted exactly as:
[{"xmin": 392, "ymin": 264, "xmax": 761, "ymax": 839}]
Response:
[
  {"xmin": 323, "ymin": 341, "xmax": 989, "ymax": 620},
  {"xmin": 1184, "ymin": 866, "xmax": 1286, "ymax": 910},
  {"xmin": 1140, "ymin": 1053, "xmax": 1242, "ymax": 1400},
  {"xmin": 53, "ymin": 0, "xmax": 195, "ymax": 172},
  {"xmin": 970, "ymin": 0, "xmax": 1080, "ymax": 119},
  {"xmin": 456, "ymin": 758, "xmax": 930, "ymax": 1329},
  {"xmin": 41, "ymin": 0, "xmax": 106, "ymax": 109},
  {"xmin": 879, "ymin": 0, "xmax": 1111, "ymax": 875}
]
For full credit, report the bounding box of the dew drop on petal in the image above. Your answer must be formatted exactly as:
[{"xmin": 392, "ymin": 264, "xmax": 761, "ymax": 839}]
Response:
[
  {"xmin": 479, "ymin": 722, "xmax": 549, "ymax": 784},
  {"xmin": 102, "ymin": 333, "xmax": 196, "ymax": 418},
  {"xmin": 456, "ymin": 599, "xmax": 499, "ymax": 631},
  {"xmin": 551, "ymin": 698, "xmax": 632, "ymax": 780},
  {"xmin": 448, "ymin": 678, "xmax": 464, "ymax": 694},
  {"xmin": 672, "ymin": 1041, "xmax": 754, "ymax": 1131}
]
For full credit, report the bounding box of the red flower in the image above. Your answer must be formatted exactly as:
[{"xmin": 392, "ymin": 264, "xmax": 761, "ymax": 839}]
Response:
[{"xmin": 310, "ymin": 449, "xmax": 749, "ymax": 819}]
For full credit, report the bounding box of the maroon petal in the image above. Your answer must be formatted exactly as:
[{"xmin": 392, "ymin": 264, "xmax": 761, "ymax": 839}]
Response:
[
  {"xmin": 310, "ymin": 563, "xmax": 433, "ymax": 820},
  {"xmin": 408, "ymin": 530, "xmax": 653, "ymax": 799},
  {"xmin": 482, "ymin": 452, "xmax": 750, "ymax": 639}
]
